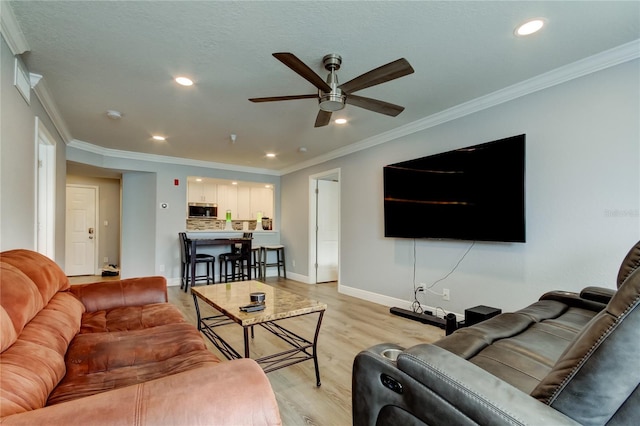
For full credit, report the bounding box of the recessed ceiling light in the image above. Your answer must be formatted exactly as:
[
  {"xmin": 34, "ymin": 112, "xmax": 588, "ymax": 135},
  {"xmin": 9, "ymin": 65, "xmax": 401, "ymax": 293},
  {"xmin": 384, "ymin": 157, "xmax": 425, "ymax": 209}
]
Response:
[
  {"xmin": 175, "ymin": 76, "xmax": 193, "ymax": 86},
  {"xmin": 152, "ymin": 135, "xmax": 166, "ymax": 141},
  {"xmin": 232, "ymin": 181, "xmax": 238, "ymax": 185},
  {"xmin": 266, "ymin": 153, "xmax": 276, "ymax": 158},
  {"xmin": 195, "ymin": 178, "xmax": 202, "ymax": 182},
  {"xmin": 515, "ymin": 18, "xmax": 546, "ymax": 36},
  {"xmin": 335, "ymin": 118, "xmax": 347, "ymax": 124},
  {"xmin": 106, "ymin": 110, "xmax": 122, "ymax": 120}
]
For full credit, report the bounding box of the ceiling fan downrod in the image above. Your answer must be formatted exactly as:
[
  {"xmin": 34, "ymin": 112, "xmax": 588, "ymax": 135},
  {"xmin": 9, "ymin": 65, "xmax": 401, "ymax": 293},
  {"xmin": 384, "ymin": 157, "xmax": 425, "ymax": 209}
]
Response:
[{"xmin": 318, "ymin": 54, "xmax": 345, "ymax": 112}]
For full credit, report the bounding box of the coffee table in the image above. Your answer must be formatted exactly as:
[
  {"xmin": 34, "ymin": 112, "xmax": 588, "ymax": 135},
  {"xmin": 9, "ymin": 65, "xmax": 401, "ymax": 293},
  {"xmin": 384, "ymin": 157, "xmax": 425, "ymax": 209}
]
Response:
[{"xmin": 191, "ymin": 281, "xmax": 327, "ymax": 386}]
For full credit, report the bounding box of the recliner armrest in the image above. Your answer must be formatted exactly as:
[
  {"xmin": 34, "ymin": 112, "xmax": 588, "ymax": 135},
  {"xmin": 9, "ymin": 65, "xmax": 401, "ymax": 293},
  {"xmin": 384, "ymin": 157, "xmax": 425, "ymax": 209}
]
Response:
[
  {"xmin": 69, "ymin": 276, "xmax": 168, "ymax": 312},
  {"xmin": 579, "ymin": 286, "xmax": 615, "ymax": 304},
  {"xmin": 539, "ymin": 290, "xmax": 607, "ymax": 312},
  {"xmin": 353, "ymin": 343, "xmax": 580, "ymax": 426}
]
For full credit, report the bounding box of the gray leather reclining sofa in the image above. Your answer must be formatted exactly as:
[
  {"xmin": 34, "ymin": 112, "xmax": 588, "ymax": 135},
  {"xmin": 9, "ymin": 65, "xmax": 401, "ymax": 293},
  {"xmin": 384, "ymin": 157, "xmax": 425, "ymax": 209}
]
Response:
[{"xmin": 352, "ymin": 241, "xmax": 640, "ymax": 426}]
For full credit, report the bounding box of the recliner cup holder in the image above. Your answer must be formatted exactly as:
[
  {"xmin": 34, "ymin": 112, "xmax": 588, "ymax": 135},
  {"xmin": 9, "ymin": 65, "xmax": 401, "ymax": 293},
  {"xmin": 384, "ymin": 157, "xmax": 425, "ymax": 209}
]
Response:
[{"xmin": 381, "ymin": 348, "xmax": 402, "ymax": 361}]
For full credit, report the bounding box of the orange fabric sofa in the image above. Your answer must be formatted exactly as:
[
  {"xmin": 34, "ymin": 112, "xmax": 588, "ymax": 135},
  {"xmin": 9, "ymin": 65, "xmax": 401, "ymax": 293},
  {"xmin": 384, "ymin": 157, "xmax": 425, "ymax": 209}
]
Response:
[{"xmin": 0, "ymin": 249, "xmax": 281, "ymax": 425}]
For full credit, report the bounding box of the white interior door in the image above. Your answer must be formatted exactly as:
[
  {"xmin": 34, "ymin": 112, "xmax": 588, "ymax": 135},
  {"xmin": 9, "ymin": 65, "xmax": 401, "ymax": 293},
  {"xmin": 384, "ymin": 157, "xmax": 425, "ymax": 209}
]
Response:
[
  {"xmin": 316, "ymin": 179, "xmax": 339, "ymax": 283},
  {"xmin": 65, "ymin": 185, "xmax": 97, "ymax": 275}
]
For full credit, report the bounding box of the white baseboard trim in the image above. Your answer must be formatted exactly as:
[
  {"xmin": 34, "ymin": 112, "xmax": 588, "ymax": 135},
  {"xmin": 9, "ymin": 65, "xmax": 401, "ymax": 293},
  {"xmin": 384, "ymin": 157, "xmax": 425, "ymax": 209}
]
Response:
[
  {"xmin": 338, "ymin": 284, "xmax": 464, "ymax": 322},
  {"xmin": 283, "ymin": 271, "xmax": 310, "ymax": 283}
]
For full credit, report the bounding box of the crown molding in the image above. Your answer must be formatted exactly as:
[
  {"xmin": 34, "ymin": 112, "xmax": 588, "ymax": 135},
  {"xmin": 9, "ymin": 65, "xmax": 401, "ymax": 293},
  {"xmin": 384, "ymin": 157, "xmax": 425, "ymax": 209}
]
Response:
[
  {"xmin": 30, "ymin": 34, "xmax": 640, "ymax": 177},
  {"xmin": 280, "ymin": 39, "xmax": 640, "ymax": 175},
  {"xmin": 0, "ymin": 2, "xmax": 29, "ymax": 54},
  {"xmin": 67, "ymin": 139, "xmax": 281, "ymax": 176},
  {"xmin": 30, "ymin": 75, "xmax": 73, "ymax": 143}
]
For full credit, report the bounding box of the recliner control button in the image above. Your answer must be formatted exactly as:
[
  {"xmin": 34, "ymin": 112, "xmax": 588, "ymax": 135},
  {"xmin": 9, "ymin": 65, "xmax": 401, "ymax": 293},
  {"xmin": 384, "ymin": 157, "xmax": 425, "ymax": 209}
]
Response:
[{"xmin": 381, "ymin": 374, "xmax": 403, "ymax": 394}]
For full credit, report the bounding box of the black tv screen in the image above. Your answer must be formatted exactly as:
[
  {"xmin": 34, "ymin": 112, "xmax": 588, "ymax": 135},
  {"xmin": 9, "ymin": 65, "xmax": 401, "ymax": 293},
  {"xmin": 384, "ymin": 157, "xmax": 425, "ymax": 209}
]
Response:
[{"xmin": 383, "ymin": 134, "xmax": 525, "ymax": 242}]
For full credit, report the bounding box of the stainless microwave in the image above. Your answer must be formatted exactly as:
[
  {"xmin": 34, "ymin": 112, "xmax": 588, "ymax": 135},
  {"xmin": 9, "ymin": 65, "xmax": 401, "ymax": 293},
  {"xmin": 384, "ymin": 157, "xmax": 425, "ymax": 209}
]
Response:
[{"xmin": 188, "ymin": 204, "xmax": 217, "ymax": 218}]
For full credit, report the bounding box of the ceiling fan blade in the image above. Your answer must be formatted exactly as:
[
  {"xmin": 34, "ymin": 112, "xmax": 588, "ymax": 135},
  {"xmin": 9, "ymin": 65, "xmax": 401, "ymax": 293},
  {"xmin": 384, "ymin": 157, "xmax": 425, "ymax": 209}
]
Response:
[
  {"xmin": 249, "ymin": 94, "xmax": 317, "ymax": 103},
  {"xmin": 339, "ymin": 58, "xmax": 414, "ymax": 94},
  {"xmin": 273, "ymin": 53, "xmax": 332, "ymax": 93},
  {"xmin": 346, "ymin": 94, "xmax": 405, "ymax": 117},
  {"xmin": 315, "ymin": 110, "xmax": 332, "ymax": 127}
]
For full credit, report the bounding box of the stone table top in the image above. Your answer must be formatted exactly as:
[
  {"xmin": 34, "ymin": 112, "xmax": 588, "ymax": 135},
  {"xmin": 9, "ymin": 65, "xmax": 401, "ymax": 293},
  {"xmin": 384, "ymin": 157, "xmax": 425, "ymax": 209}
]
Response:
[{"xmin": 192, "ymin": 280, "xmax": 327, "ymax": 326}]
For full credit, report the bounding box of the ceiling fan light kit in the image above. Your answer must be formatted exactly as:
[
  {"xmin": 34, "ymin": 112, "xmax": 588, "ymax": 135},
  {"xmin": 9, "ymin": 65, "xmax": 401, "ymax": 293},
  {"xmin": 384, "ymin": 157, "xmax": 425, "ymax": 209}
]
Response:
[{"xmin": 249, "ymin": 52, "xmax": 414, "ymax": 127}]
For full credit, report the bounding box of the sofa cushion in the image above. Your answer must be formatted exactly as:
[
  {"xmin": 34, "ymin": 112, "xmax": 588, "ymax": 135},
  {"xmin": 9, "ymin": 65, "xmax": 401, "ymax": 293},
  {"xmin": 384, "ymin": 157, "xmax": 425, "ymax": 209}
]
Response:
[
  {"xmin": 1, "ymin": 250, "xmax": 70, "ymax": 306},
  {"xmin": 0, "ymin": 292, "xmax": 84, "ymax": 418},
  {"xmin": 0, "ymin": 263, "xmax": 44, "ymax": 352},
  {"xmin": 434, "ymin": 300, "xmax": 598, "ymax": 394},
  {"xmin": 79, "ymin": 303, "xmax": 188, "ymax": 333},
  {"xmin": 47, "ymin": 322, "xmax": 221, "ymax": 405},
  {"xmin": 531, "ymin": 267, "xmax": 640, "ymax": 424},
  {"xmin": 70, "ymin": 277, "xmax": 168, "ymax": 312}
]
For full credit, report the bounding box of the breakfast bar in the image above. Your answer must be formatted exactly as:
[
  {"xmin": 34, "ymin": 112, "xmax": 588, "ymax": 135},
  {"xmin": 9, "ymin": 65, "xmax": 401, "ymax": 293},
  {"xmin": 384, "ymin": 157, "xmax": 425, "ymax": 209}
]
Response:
[{"xmin": 185, "ymin": 236, "xmax": 253, "ymax": 289}]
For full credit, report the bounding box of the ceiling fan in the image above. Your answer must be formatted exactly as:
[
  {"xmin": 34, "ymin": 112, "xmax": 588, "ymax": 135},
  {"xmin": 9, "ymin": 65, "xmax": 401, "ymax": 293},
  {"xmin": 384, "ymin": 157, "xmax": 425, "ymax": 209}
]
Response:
[{"xmin": 249, "ymin": 53, "xmax": 415, "ymax": 127}]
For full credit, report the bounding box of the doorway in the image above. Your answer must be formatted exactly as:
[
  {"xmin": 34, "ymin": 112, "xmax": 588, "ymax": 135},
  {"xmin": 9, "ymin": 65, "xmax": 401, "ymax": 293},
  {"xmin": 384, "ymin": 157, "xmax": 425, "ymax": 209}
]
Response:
[
  {"xmin": 35, "ymin": 117, "xmax": 56, "ymax": 259},
  {"xmin": 65, "ymin": 184, "xmax": 99, "ymax": 275},
  {"xmin": 309, "ymin": 169, "xmax": 340, "ymax": 284}
]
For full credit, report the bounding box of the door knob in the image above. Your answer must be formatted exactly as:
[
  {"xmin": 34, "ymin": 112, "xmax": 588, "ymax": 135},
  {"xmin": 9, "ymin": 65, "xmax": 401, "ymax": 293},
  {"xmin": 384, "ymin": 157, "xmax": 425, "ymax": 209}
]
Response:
[{"xmin": 88, "ymin": 227, "xmax": 94, "ymax": 234}]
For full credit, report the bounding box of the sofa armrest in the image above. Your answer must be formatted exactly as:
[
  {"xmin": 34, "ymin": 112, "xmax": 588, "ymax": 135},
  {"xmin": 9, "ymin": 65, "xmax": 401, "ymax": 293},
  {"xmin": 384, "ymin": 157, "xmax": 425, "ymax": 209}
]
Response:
[
  {"xmin": 353, "ymin": 343, "xmax": 580, "ymax": 426},
  {"xmin": 1, "ymin": 359, "xmax": 281, "ymax": 425},
  {"xmin": 69, "ymin": 276, "xmax": 168, "ymax": 312},
  {"xmin": 538, "ymin": 290, "xmax": 607, "ymax": 312}
]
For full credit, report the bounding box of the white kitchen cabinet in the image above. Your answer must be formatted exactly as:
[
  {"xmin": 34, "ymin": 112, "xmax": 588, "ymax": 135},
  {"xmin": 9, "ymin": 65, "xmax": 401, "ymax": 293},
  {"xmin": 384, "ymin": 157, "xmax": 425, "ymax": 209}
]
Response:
[
  {"xmin": 188, "ymin": 181, "xmax": 217, "ymax": 203},
  {"xmin": 217, "ymin": 184, "xmax": 237, "ymax": 219},
  {"xmin": 187, "ymin": 178, "xmax": 274, "ymax": 222},
  {"xmin": 237, "ymin": 186, "xmax": 251, "ymax": 219},
  {"xmin": 251, "ymin": 187, "xmax": 274, "ymax": 219}
]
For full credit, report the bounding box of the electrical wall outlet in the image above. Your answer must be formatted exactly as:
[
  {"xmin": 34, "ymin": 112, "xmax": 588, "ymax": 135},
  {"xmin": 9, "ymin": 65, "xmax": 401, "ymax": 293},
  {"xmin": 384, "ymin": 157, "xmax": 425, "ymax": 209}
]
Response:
[
  {"xmin": 104, "ymin": 257, "xmax": 109, "ymax": 263},
  {"xmin": 442, "ymin": 288, "xmax": 450, "ymax": 301},
  {"xmin": 159, "ymin": 264, "xmax": 165, "ymax": 273}
]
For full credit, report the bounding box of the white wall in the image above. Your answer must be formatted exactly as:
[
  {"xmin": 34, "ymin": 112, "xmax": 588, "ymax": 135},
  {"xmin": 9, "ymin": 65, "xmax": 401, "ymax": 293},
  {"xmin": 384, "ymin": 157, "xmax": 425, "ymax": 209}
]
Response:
[
  {"xmin": 0, "ymin": 35, "xmax": 67, "ymax": 265},
  {"xmin": 120, "ymin": 171, "xmax": 156, "ymax": 278},
  {"xmin": 281, "ymin": 59, "xmax": 640, "ymax": 315}
]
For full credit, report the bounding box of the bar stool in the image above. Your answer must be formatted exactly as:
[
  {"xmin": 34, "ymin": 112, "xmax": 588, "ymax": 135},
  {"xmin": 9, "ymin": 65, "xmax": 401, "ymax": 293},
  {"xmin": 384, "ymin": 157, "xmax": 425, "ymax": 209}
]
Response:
[
  {"xmin": 219, "ymin": 235, "xmax": 251, "ymax": 283},
  {"xmin": 179, "ymin": 232, "xmax": 215, "ymax": 292},
  {"xmin": 260, "ymin": 245, "xmax": 286, "ymax": 279},
  {"xmin": 218, "ymin": 252, "xmax": 248, "ymax": 282},
  {"xmin": 249, "ymin": 246, "xmax": 262, "ymax": 279}
]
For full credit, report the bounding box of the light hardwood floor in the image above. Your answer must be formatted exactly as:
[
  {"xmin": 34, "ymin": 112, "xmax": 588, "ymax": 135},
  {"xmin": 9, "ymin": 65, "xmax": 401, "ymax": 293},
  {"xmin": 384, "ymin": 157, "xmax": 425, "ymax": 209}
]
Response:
[{"xmin": 69, "ymin": 275, "xmax": 444, "ymax": 425}]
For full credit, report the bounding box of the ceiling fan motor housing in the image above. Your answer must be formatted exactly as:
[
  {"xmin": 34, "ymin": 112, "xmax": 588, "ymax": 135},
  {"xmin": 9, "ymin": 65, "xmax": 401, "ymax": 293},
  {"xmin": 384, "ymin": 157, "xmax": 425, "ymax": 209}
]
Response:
[{"xmin": 319, "ymin": 53, "xmax": 345, "ymax": 111}]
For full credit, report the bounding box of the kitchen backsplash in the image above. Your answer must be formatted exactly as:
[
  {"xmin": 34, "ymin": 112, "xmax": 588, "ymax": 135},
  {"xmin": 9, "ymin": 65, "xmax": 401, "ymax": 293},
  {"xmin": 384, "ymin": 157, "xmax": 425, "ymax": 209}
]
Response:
[{"xmin": 186, "ymin": 218, "xmax": 273, "ymax": 231}]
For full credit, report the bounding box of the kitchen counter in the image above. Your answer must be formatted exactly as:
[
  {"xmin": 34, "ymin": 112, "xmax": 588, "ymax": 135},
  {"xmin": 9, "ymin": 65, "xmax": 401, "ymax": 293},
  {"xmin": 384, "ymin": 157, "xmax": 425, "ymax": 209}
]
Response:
[
  {"xmin": 187, "ymin": 230, "xmax": 278, "ymax": 234},
  {"xmin": 185, "ymin": 230, "xmax": 281, "ymax": 252}
]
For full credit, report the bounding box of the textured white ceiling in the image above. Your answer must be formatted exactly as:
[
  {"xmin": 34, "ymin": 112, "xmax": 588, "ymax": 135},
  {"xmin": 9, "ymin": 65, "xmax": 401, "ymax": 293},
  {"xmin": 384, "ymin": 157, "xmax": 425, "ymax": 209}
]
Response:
[{"xmin": 9, "ymin": 1, "xmax": 640, "ymax": 173}]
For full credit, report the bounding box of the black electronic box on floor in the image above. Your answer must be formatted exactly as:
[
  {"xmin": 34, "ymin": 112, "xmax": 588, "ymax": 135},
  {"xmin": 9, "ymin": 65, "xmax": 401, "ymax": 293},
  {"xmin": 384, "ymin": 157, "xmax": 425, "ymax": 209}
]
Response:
[{"xmin": 464, "ymin": 305, "xmax": 501, "ymax": 327}]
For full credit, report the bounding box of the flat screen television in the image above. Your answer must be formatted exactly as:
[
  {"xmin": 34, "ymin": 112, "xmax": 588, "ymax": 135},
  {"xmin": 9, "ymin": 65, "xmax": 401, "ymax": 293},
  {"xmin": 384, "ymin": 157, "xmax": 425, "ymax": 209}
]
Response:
[{"xmin": 383, "ymin": 134, "xmax": 525, "ymax": 242}]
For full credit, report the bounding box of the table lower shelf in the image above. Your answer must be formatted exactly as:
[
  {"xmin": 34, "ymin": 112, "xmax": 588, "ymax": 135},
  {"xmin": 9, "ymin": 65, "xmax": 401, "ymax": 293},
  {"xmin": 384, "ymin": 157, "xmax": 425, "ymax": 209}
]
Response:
[{"xmin": 197, "ymin": 310, "xmax": 325, "ymax": 386}]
